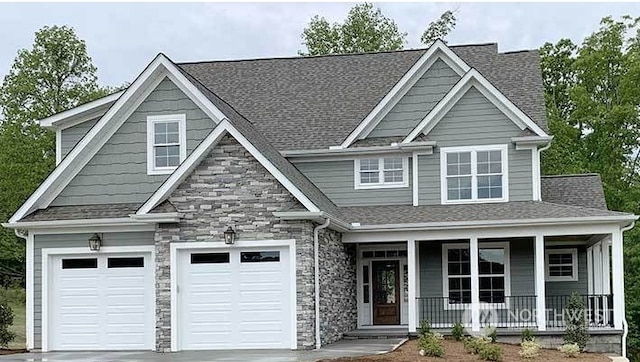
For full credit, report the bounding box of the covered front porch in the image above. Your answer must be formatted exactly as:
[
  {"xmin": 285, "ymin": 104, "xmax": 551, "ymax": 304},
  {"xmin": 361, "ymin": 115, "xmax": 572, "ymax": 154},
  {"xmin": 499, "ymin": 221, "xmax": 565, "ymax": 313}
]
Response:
[{"xmin": 345, "ymin": 222, "xmax": 626, "ymax": 334}]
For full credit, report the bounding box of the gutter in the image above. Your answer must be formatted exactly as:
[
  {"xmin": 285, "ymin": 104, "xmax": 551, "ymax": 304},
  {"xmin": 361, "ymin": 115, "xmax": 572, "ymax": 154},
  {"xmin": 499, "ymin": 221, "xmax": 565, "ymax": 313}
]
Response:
[
  {"xmin": 348, "ymin": 215, "xmax": 639, "ymax": 232},
  {"xmin": 314, "ymin": 218, "xmax": 330, "ymax": 350},
  {"xmin": 282, "ymin": 141, "xmax": 436, "ymax": 158},
  {"xmin": 272, "ymin": 211, "xmax": 351, "ymax": 232},
  {"xmin": 2, "ymin": 213, "xmax": 182, "ymax": 230},
  {"xmin": 511, "ymin": 135, "xmax": 553, "ymax": 146},
  {"xmin": 621, "ymin": 220, "xmax": 636, "ymax": 359}
]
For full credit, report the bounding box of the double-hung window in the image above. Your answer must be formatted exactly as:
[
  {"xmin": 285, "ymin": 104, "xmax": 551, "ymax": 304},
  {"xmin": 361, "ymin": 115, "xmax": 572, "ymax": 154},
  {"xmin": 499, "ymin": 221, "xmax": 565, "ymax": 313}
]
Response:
[
  {"xmin": 441, "ymin": 145, "xmax": 508, "ymax": 203},
  {"xmin": 355, "ymin": 157, "xmax": 408, "ymax": 189},
  {"xmin": 545, "ymin": 248, "xmax": 578, "ymax": 282},
  {"xmin": 147, "ymin": 114, "xmax": 187, "ymax": 175},
  {"xmin": 443, "ymin": 243, "xmax": 510, "ymax": 308}
]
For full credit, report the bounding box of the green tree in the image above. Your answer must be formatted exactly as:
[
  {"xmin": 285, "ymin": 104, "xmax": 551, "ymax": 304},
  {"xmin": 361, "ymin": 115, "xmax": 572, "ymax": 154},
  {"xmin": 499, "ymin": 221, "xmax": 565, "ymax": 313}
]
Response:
[
  {"xmin": 0, "ymin": 25, "xmax": 112, "ymax": 284},
  {"xmin": 421, "ymin": 10, "xmax": 457, "ymax": 46},
  {"xmin": 540, "ymin": 16, "xmax": 640, "ymax": 359},
  {"xmin": 300, "ymin": 4, "xmax": 457, "ymax": 56}
]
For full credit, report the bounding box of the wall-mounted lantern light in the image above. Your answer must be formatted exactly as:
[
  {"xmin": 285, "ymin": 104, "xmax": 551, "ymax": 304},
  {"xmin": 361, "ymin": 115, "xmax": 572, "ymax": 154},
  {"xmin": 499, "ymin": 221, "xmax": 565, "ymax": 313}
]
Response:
[
  {"xmin": 223, "ymin": 226, "xmax": 236, "ymax": 245},
  {"xmin": 88, "ymin": 233, "xmax": 102, "ymax": 251}
]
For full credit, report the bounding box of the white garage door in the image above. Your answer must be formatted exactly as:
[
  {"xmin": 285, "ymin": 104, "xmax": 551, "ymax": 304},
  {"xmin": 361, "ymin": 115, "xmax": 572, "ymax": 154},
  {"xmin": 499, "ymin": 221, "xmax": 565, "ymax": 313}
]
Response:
[
  {"xmin": 48, "ymin": 253, "xmax": 154, "ymax": 351},
  {"xmin": 178, "ymin": 246, "xmax": 292, "ymax": 350}
]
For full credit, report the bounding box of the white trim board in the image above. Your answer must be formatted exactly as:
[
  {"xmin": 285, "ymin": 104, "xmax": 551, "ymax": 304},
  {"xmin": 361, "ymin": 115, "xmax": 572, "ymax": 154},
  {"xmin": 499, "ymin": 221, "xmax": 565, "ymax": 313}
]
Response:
[
  {"xmin": 39, "ymin": 91, "xmax": 123, "ymax": 129},
  {"xmin": 339, "ymin": 40, "xmax": 470, "ymax": 148},
  {"xmin": 137, "ymin": 119, "xmax": 320, "ymax": 214},
  {"xmin": 402, "ymin": 69, "xmax": 548, "ymax": 144},
  {"xmin": 9, "ymin": 53, "xmax": 229, "ymax": 224},
  {"xmin": 40, "ymin": 245, "xmax": 156, "ymax": 352},
  {"xmin": 169, "ymin": 239, "xmax": 297, "ymax": 351}
]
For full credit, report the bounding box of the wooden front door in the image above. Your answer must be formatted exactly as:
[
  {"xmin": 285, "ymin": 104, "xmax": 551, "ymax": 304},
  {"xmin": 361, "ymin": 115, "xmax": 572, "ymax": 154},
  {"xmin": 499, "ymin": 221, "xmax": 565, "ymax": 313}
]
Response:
[{"xmin": 372, "ymin": 260, "xmax": 400, "ymax": 325}]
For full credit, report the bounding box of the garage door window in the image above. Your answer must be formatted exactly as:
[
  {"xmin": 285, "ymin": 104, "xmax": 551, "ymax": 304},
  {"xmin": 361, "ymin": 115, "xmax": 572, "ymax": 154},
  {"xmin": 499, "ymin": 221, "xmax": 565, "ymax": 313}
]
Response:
[
  {"xmin": 108, "ymin": 257, "xmax": 145, "ymax": 268},
  {"xmin": 241, "ymin": 251, "xmax": 280, "ymax": 262},
  {"xmin": 191, "ymin": 252, "xmax": 230, "ymax": 264},
  {"xmin": 62, "ymin": 258, "xmax": 97, "ymax": 269}
]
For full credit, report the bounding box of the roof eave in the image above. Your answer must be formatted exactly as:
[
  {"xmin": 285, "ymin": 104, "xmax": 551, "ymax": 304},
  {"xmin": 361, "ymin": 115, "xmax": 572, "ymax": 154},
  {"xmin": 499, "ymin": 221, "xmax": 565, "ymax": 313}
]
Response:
[
  {"xmin": 348, "ymin": 214, "xmax": 639, "ymax": 232},
  {"xmin": 272, "ymin": 211, "xmax": 351, "ymax": 232}
]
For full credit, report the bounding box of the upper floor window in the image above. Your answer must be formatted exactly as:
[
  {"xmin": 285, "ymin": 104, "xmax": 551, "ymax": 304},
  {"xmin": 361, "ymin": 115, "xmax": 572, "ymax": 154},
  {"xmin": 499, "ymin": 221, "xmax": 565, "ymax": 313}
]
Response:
[
  {"xmin": 354, "ymin": 157, "xmax": 408, "ymax": 189},
  {"xmin": 440, "ymin": 145, "xmax": 508, "ymax": 204},
  {"xmin": 147, "ymin": 114, "xmax": 186, "ymax": 175}
]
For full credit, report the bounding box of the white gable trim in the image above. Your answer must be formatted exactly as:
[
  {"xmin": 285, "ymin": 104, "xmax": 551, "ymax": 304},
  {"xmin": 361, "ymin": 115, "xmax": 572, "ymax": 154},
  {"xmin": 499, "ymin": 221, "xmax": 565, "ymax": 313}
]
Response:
[
  {"xmin": 403, "ymin": 69, "xmax": 548, "ymax": 144},
  {"xmin": 137, "ymin": 120, "xmax": 320, "ymax": 215},
  {"xmin": 9, "ymin": 54, "xmax": 227, "ymax": 224},
  {"xmin": 339, "ymin": 40, "xmax": 470, "ymax": 148},
  {"xmin": 39, "ymin": 91, "xmax": 123, "ymax": 129}
]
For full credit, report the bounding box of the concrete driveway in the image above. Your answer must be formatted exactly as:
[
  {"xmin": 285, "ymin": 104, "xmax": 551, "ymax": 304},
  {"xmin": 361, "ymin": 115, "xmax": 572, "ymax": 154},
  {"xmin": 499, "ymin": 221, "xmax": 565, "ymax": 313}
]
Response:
[{"xmin": 0, "ymin": 338, "xmax": 406, "ymax": 362}]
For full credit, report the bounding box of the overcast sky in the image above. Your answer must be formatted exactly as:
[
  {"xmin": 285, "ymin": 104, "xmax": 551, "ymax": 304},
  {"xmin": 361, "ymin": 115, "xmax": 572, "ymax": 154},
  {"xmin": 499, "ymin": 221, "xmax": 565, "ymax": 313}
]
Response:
[{"xmin": 0, "ymin": 2, "xmax": 638, "ymax": 88}]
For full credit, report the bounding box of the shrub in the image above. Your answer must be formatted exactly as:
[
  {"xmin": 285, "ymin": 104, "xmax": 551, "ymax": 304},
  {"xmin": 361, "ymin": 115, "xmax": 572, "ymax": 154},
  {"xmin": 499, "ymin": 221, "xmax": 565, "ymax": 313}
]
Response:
[
  {"xmin": 521, "ymin": 328, "xmax": 534, "ymax": 342},
  {"xmin": 451, "ymin": 322, "xmax": 464, "ymax": 341},
  {"xmin": 478, "ymin": 343, "xmax": 503, "ymax": 361},
  {"xmin": 418, "ymin": 333, "xmax": 444, "ymax": 357},
  {"xmin": 486, "ymin": 327, "xmax": 498, "ymax": 343},
  {"xmin": 0, "ymin": 302, "xmax": 15, "ymax": 348},
  {"xmin": 519, "ymin": 339, "xmax": 541, "ymax": 359},
  {"xmin": 418, "ymin": 320, "xmax": 431, "ymax": 338},
  {"xmin": 463, "ymin": 336, "xmax": 491, "ymax": 354},
  {"xmin": 563, "ymin": 292, "xmax": 590, "ymax": 350},
  {"xmin": 558, "ymin": 343, "xmax": 581, "ymax": 358}
]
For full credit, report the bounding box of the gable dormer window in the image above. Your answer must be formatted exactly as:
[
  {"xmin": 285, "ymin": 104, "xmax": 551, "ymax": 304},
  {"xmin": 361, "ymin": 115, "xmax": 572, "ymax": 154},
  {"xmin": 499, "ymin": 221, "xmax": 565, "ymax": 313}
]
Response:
[
  {"xmin": 147, "ymin": 114, "xmax": 186, "ymax": 175},
  {"xmin": 440, "ymin": 145, "xmax": 508, "ymax": 204},
  {"xmin": 354, "ymin": 157, "xmax": 409, "ymax": 189}
]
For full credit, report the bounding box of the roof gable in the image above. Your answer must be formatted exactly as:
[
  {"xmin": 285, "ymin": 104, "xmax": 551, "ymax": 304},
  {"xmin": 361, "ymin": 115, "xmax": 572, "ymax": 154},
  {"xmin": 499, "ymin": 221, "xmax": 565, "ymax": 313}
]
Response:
[
  {"xmin": 366, "ymin": 58, "xmax": 461, "ymax": 139},
  {"xmin": 403, "ymin": 69, "xmax": 548, "ymax": 143},
  {"xmin": 50, "ymin": 77, "xmax": 215, "ymax": 207},
  {"xmin": 137, "ymin": 120, "xmax": 320, "ymax": 214},
  {"xmin": 8, "ymin": 54, "xmax": 228, "ymax": 224}
]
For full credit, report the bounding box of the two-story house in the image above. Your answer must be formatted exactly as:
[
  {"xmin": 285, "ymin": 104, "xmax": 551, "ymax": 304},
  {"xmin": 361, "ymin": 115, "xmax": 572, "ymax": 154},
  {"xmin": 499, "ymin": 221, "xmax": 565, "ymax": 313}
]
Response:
[{"xmin": 3, "ymin": 40, "xmax": 636, "ymax": 356}]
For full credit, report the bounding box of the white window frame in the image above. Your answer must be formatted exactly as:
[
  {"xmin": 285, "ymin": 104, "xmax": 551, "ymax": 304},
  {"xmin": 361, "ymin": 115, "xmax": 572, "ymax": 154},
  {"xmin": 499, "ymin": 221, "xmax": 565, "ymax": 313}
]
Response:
[
  {"xmin": 442, "ymin": 242, "xmax": 511, "ymax": 310},
  {"xmin": 545, "ymin": 248, "xmax": 578, "ymax": 282},
  {"xmin": 354, "ymin": 157, "xmax": 409, "ymax": 189},
  {"xmin": 146, "ymin": 114, "xmax": 187, "ymax": 175},
  {"xmin": 440, "ymin": 144, "xmax": 509, "ymax": 204}
]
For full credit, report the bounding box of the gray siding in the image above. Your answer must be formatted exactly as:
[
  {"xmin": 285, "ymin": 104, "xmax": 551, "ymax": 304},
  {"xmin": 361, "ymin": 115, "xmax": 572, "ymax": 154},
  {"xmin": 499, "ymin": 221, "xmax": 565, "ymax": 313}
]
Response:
[
  {"xmin": 369, "ymin": 59, "xmax": 460, "ymax": 138},
  {"xmin": 33, "ymin": 232, "xmax": 155, "ymax": 350},
  {"xmin": 60, "ymin": 118, "xmax": 99, "ymax": 160},
  {"xmin": 294, "ymin": 158, "xmax": 412, "ymax": 206},
  {"xmin": 51, "ymin": 77, "xmax": 214, "ymax": 206},
  {"xmin": 417, "ymin": 87, "xmax": 533, "ymax": 205}
]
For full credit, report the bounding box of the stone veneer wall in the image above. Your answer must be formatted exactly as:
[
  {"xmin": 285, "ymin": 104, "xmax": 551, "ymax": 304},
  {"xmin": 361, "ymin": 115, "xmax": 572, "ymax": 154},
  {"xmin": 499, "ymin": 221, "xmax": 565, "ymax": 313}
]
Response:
[
  {"xmin": 153, "ymin": 134, "xmax": 355, "ymax": 351},
  {"xmin": 318, "ymin": 227, "xmax": 357, "ymax": 345}
]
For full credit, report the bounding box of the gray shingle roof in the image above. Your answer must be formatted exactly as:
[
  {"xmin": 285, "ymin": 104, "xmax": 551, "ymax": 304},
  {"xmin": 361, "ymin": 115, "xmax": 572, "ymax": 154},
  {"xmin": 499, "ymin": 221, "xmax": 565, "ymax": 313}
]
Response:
[
  {"xmin": 21, "ymin": 203, "xmax": 142, "ymax": 222},
  {"xmin": 340, "ymin": 201, "xmax": 631, "ymax": 226},
  {"xmin": 177, "ymin": 67, "xmax": 343, "ymax": 219},
  {"xmin": 541, "ymin": 174, "xmax": 608, "ymax": 210},
  {"xmin": 178, "ymin": 43, "xmax": 547, "ymax": 151}
]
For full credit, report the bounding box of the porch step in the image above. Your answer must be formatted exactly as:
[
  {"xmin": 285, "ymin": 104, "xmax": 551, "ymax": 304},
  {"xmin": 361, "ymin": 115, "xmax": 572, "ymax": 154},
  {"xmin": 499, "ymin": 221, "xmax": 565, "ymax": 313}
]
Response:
[{"xmin": 344, "ymin": 328, "xmax": 410, "ymax": 339}]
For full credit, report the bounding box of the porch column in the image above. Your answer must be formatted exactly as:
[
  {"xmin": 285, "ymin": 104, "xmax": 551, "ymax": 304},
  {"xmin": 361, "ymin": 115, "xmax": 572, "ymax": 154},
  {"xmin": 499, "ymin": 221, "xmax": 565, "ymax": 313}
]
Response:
[
  {"xmin": 612, "ymin": 229, "xmax": 624, "ymax": 330},
  {"xmin": 534, "ymin": 234, "xmax": 546, "ymax": 331},
  {"xmin": 602, "ymin": 238, "xmax": 611, "ymax": 295},
  {"xmin": 408, "ymin": 239, "xmax": 417, "ymax": 333},
  {"xmin": 470, "ymin": 237, "xmax": 480, "ymax": 332}
]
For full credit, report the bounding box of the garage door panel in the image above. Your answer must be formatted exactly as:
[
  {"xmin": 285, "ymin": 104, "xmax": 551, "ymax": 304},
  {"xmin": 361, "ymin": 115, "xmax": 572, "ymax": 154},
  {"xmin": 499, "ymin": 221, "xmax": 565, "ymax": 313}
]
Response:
[
  {"xmin": 49, "ymin": 253, "xmax": 153, "ymax": 351},
  {"xmin": 179, "ymin": 246, "xmax": 292, "ymax": 350}
]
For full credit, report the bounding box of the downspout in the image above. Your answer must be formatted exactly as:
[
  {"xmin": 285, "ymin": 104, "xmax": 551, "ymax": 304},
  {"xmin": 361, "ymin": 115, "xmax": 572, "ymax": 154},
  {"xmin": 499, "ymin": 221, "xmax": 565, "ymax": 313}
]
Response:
[
  {"xmin": 537, "ymin": 142, "xmax": 552, "ymax": 201},
  {"xmin": 314, "ymin": 218, "xmax": 331, "ymax": 350},
  {"xmin": 621, "ymin": 220, "xmax": 635, "ymax": 359}
]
